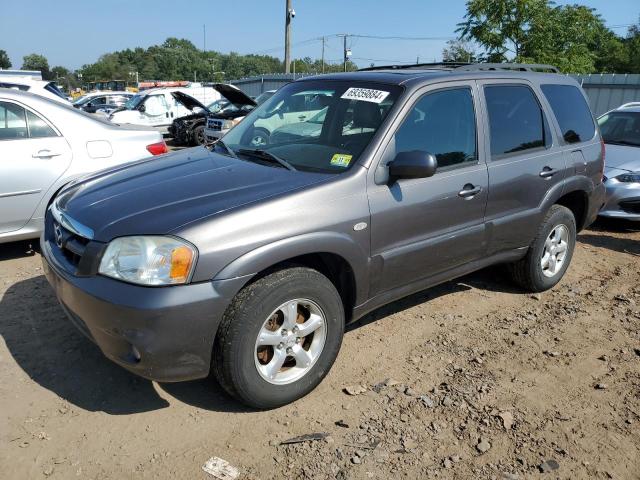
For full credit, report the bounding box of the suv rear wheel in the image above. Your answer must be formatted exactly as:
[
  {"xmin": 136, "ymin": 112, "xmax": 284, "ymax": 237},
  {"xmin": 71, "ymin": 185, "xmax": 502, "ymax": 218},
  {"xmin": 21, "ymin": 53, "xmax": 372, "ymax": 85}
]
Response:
[
  {"xmin": 213, "ymin": 267, "xmax": 344, "ymax": 409},
  {"xmin": 509, "ymin": 205, "xmax": 576, "ymax": 292}
]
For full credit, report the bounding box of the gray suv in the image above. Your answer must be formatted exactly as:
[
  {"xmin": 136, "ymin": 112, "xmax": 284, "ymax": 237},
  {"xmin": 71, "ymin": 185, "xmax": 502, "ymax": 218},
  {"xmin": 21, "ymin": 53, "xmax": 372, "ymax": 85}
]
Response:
[{"xmin": 41, "ymin": 64, "xmax": 605, "ymax": 408}]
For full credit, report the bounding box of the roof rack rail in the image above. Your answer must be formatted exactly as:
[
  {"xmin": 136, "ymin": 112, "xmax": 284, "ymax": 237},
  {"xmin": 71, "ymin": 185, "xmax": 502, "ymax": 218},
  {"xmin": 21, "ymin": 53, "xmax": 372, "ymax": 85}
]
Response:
[
  {"xmin": 358, "ymin": 62, "xmax": 471, "ymax": 72},
  {"xmin": 455, "ymin": 63, "xmax": 560, "ymax": 73},
  {"xmin": 618, "ymin": 102, "xmax": 640, "ymax": 109}
]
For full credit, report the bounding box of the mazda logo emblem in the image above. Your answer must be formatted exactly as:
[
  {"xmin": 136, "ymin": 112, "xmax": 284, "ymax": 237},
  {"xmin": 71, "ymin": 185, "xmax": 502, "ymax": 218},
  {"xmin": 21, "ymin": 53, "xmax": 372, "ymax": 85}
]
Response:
[{"xmin": 53, "ymin": 222, "xmax": 63, "ymax": 248}]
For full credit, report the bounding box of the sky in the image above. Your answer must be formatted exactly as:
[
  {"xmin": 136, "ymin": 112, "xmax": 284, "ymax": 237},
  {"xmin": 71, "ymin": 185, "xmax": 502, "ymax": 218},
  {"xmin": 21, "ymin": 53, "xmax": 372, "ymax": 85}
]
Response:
[{"xmin": 1, "ymin": 0, "xmax": 638, "ymax": 72}]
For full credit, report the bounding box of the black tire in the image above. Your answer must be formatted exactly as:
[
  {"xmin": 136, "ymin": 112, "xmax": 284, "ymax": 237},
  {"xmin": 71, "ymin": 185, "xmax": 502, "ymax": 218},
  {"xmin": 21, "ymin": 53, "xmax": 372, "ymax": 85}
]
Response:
[
  {"xmin": 192, "ymin": 125, "xmax": 206, "ymax": 146},
  {"xmin": 509, "ymin": 204, "xmax": 576, "ymax": 292},
  {"xmin": 213, "ymin": 267, "xmax": 344, "ymax": 409}
]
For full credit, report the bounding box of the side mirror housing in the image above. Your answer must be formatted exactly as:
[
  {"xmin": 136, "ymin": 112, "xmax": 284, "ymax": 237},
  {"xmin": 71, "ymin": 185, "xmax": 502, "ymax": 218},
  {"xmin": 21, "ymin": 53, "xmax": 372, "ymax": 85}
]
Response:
[
  {"xmin": 138, "ymin": 104, "xmax": 146, "ymax": 113},
  {"xmin": 388, "ymin": 151, "xmax": 437, "ymax": 180}
]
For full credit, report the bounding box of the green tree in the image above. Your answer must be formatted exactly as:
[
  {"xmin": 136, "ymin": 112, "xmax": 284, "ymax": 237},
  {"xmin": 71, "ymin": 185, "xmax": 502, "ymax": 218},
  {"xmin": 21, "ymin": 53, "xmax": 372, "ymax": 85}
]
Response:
[
  {"xmin": 457, "ymin": 0, "xmax": 548, "ymax": 62},
  {"xmin": 442, "ymin": 40, "xmax": 477, "ymax": 63},
  {"xmin": 457, "ymin": 0, "xmax": 633, "ymax": 73},
  {"xmin": 623, "ymin": 19, "xmax": 640, "ymax": 73},
  {"xmin": 0, "ymin": 49, "xmax": 11, "ymax": 69},
  {"xmin": 22, "ymin": 53, "xmax": 52, "ymax": 79}
]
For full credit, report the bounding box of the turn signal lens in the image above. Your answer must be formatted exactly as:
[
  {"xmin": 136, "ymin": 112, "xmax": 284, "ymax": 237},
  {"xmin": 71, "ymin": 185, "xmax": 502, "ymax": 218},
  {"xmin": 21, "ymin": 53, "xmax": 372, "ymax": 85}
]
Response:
[
  {"xmin": 146, "ymin": 141, "xmax": 169, "ymax": 155},
  {"xmin": 170, "ymin": 246, "xmax": 195, "ymax": 282}
]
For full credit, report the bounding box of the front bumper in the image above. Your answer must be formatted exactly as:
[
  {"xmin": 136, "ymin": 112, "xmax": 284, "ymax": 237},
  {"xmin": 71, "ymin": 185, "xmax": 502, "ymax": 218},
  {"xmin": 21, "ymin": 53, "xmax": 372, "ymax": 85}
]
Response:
[
  {"xmin": 599, "ymin": 177, "xmax": 640, "ymax": 221},
  {"xmin": 41, "ymin": 236, "xmax": 248, "ymax": 382}
]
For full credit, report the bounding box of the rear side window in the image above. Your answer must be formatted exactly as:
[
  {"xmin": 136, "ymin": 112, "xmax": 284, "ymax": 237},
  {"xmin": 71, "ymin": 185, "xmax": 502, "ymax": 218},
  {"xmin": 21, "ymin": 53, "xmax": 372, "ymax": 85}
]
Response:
[
  {"xmin": 541, "ymin": 84, "xmax": 595, "ymax": 144},
  {"xmin": 395, "ymin": 88, "xmax": 477, "ymax": 169},
  {"xmin": 26, "ymin": 110, "xmax": 56, "ymax": 138},
  {"xmin": 485, "ymin": 85, "xmax": 547, "ymax": 157}
]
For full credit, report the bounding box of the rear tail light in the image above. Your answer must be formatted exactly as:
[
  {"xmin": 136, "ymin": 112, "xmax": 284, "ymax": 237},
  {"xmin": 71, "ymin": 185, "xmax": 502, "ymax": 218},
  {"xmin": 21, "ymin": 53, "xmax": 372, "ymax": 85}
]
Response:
[
  {"xmin": 600, "ymin": 137, "xmax": 606, "ymax": 182},
  {"xmin": 146, "ymin": 141, "xmax": 168, "ymax": 156}
]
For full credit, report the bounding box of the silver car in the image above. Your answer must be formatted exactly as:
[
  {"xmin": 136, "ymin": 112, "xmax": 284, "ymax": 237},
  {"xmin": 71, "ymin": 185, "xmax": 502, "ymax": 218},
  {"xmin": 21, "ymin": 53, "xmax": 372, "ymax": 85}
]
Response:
[
  {"xmin": 0, "ymin": 89, "xmax": 167, "ymax": 244},
  {"xmin": 598, "ymin": 103, "xmax": 640, "ymax": 220}
]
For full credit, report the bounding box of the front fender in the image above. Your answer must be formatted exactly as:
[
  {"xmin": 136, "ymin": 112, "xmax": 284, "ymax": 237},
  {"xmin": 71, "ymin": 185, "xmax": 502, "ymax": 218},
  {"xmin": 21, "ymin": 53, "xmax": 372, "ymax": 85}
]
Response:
[{"xmin": 213, "ymin": 231, "xmax": 370, "ymax": 304}]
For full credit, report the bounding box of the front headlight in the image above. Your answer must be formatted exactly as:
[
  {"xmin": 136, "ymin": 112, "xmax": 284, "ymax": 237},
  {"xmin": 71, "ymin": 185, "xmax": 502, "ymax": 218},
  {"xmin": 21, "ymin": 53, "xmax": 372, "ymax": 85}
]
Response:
[
  {"xmin": 221, "ymin": 119, "xmax": 235, "ymax": 130},
  {"xmin": 615, "ymin": 172, "xmax": 640, "ymax": 183},
  {"xmin": 99, "ymin": 236, "xmax": 197, "ymax": 286}
]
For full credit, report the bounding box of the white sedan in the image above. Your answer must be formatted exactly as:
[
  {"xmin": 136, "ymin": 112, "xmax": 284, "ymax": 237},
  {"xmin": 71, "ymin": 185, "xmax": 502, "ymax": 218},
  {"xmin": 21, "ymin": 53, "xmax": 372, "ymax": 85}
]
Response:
[{"xmin": 0, "ymin": 88, "xmax": 168, "ymax": 244}]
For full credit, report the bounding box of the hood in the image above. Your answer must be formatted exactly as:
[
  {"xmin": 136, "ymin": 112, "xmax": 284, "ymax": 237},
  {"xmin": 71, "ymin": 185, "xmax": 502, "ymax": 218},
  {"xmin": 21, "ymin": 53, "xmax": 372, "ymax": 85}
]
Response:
[
  {"xmin": 56, "ymin": 148, "xmax": 330, "ymax": 242},
  {"xmin": 604, "ymin": 144, "xmax": 640, "ymax": 172},
  {"xmin": 214, "ymin": 83, "xmax": 257, "ymax": 108},
  {"xmin": 174, "ymin": 112, "xmax": 206, "ymax": 124},
  {"xmin": 171, "ymin": 91, "xmax": 208, "ymax": 112}
]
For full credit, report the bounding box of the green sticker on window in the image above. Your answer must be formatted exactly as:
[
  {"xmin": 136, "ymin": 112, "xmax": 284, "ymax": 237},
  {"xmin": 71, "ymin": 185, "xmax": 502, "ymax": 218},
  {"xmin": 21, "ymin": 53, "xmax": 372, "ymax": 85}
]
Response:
[{"xmin": 330, "ymin": 154, "xmax": 352, "ymax": 167}]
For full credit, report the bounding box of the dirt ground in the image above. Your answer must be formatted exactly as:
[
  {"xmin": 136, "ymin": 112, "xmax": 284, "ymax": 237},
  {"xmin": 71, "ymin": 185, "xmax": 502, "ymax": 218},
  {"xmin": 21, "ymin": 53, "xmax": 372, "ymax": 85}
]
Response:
[{"xmin": 1, "ymin": 220, "xmax": 639, "ymax": 480}]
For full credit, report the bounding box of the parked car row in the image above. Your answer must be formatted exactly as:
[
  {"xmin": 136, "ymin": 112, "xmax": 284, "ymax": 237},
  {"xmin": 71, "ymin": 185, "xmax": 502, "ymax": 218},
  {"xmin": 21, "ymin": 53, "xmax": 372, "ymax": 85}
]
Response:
[
  {"xmin": 72, "ymin": 91, "xmax": 133, "ymax": 114},
  {"xmin": 0, "ymin": 89, "xmax": 167, "ymax": 243},
  {"xmin": 2, "ymin": 63, "xmax": 638, "ymax": 410}
]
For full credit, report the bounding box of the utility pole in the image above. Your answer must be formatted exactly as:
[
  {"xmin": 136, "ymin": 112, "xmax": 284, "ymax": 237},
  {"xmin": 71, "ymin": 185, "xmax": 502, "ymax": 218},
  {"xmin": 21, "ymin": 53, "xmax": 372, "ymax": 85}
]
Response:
[
  {"xmin": 284, "ymin": 0, "xmax": 292, "ymax": 73},
  {"xmin": 321, "ymin": 36, "xmax": 325, "ymax": 74},
  {"xmin": 343, "ymin": 34, "xmax": 348, "ymax": 72}
]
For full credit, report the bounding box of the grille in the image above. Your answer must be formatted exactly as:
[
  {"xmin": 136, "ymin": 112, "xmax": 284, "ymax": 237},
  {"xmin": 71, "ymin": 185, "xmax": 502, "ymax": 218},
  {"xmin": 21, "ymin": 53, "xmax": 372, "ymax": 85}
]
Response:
[
  {"xmin": 53, "ymin": 220, "xmax": 90, "ymax": 268},
  {"xmin": 46, "ymin": 204, "xmax": 98, "ymax": 276},
  {"xmin": 208, "ymin": 119, "xmax": 223, "ymax": 131}
]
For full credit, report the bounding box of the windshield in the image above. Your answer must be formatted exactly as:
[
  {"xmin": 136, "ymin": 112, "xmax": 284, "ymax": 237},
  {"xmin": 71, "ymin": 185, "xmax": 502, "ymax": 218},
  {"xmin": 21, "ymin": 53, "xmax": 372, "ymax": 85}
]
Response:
[
  {"xmin": 207, "ymin": 99, "xmax": 229, "ymax": 113},
  {"xmin": 254, "ymin": 91, "xmax": 275, "ymax": 105},
  {"xmin": 124, "ymin": 94, "xmax": 145, "ymax": 110},
  {"xmin": 72, "ymin": 94, "xmax": 91, "ymax": 105},
  {"xmin": 221, "ymin": 81, "xmax": 401, "ymax": 173},
  {"xmin": 598, "ymin": 112, "xmax": 640, "ymax": 147}
]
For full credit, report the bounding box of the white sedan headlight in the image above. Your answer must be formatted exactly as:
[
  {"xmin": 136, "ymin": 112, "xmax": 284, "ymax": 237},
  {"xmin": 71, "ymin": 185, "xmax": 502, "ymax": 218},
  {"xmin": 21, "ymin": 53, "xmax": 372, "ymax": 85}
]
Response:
[{"xmin": 99, "ymin": 236, "xmax": 197, "ymax": 286}]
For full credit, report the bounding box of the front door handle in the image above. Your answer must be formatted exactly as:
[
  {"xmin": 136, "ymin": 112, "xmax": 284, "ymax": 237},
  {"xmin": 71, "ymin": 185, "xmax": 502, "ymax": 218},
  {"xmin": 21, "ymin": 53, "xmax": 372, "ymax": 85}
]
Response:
[
  {"xmin": 32, "ymin": 150, "xmax": 61, "ymax": 159},
  {"xmin": 458, "ymin": 184, "xmax": 482, "ymax": 199},
  {"xmin": 539, "ymin": 167, "xmax": 556, "ymax": 178},
  {"xmin": 298, "ymin": 115, "xmax": 307, "ymax": 121}
]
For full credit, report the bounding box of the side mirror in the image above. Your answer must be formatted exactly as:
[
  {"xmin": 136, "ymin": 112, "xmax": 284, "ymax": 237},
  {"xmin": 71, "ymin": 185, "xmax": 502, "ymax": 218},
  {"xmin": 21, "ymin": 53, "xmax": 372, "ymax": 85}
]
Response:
[
  {"xmin": 138, "ymin": 104, "xmax": 146, "ymax": 113},
  {"xmin": 388, "ymin": 151, "xmax": 437, "ymax": 180}
]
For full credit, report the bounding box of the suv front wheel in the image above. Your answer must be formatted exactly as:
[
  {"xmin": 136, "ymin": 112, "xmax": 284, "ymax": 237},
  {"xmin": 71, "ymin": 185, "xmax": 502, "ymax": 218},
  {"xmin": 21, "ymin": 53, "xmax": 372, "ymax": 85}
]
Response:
[
  {"xmin": 213, "ymin": 267, "xmax": 345, "ymax": 409},
  {"xmin": 510, "ymin": 204, "xmax": 576, "ymax": 292}
]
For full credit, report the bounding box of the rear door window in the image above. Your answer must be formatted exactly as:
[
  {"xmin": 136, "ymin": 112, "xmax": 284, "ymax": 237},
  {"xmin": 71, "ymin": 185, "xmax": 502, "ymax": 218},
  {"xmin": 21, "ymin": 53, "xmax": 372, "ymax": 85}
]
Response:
[
  {"xmin": 485, "ymin": 85, "xmax": 549, "ymax": 157},
  {"xmin": 0, "ymin": 101, "xmax": 28, "ymax": 140},
  {"xmin": 541, "ymin": 84, "xmax": 595, "ymax": 144}
]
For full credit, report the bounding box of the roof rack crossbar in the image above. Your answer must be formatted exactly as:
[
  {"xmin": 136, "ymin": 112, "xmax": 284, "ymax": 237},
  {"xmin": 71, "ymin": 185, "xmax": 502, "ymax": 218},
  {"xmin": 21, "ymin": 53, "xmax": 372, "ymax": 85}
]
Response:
[{"xmin": 455, "ymin": 63, "xmax": 560, "ymax": 73}]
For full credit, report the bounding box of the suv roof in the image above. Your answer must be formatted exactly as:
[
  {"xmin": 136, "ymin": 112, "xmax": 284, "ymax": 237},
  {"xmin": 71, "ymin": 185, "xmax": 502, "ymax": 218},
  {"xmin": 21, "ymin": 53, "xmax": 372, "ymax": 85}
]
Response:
[{"xmin": 299, "ymin": 67, "xmax": 570, "ymax": 89}]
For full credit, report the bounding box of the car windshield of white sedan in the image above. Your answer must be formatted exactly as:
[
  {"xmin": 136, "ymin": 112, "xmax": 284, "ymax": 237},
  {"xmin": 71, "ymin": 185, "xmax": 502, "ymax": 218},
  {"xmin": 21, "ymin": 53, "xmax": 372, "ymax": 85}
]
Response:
[
  {"xmin": 124, "ymin": 94, "xmax": 144, "ymax": 110},
  {"xmin": 220, "ymin": 81, "xmax": 401, "ymax": 173},
  {"xmin": 598, "ymin": 112, "xmax": 640, "ymax": 147}
]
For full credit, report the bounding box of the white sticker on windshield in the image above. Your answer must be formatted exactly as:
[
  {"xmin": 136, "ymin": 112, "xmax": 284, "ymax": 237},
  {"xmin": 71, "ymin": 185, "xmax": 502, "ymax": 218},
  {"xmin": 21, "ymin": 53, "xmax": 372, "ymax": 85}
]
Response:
[{"xmin": 341, "ymin": 87, "xmax": 390, "ymax": 104}]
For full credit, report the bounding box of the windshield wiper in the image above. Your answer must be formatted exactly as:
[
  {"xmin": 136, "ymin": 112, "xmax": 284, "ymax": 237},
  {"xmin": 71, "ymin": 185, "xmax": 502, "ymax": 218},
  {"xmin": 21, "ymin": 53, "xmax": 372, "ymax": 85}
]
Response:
[
  {"xmin": 237, "ymin": 148, "xmax": 297, "ymax": 171},
  {"xmin": 213, "ymin": 139, "xmax": 237, "ymax": 158}
]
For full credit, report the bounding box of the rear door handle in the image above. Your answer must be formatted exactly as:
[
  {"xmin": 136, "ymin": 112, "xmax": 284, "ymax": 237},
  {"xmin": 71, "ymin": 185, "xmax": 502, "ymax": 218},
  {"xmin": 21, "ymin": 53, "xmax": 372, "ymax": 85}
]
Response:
[
  {"xmin": 458, "ymin": 184, "xmax": 482, "ymax": 199},
  {"xmin": 32, "ymin": 150, "xmax": 61, "ymax": 159},
  {"xmin": 539, "ymin": 167, "xmax": 556, "ymax": 178},
  {"xmin": 298, "ymin": 115, "xmax": 307, "ymax": 121}
]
